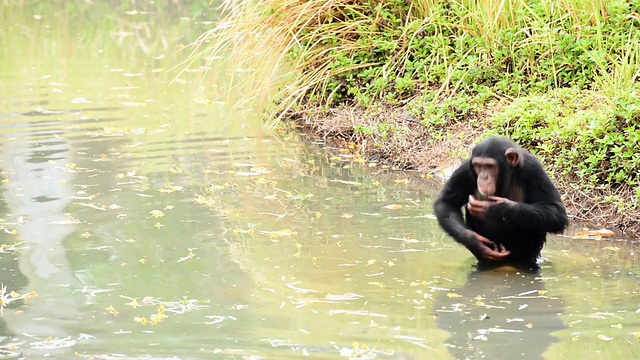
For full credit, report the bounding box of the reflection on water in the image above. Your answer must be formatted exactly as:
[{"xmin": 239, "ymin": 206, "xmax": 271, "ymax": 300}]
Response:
[
  {"xmin": 1, "ymin": 2, "xmax": 640, "ymax": 360},
  {"xmin": 435, "ymin": 265, "xmax": 565, "ymax": 360}
]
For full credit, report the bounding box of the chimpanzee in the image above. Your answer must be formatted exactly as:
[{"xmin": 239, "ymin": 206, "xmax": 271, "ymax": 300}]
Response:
[{"xmin": 433, "ymin": 137, "xmax": 568, "ymax": 266}]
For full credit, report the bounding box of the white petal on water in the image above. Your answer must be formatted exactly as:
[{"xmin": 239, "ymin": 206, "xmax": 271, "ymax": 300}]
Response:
[
  {"xmin": 328, "ymin": 309, "xmax": 388, "ymax": 318},
  {"xmin": 285, "ymin": 283, "xmax": 317, "ymax": 293},
  {"xmin": 325, "ymin": 293, "xmax": 363, "ymax": 301}
]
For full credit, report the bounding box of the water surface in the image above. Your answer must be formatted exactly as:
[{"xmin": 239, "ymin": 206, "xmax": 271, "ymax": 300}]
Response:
[{"xmin": 1, "ymin": 2, "xmax": 639, "ymax": 359}]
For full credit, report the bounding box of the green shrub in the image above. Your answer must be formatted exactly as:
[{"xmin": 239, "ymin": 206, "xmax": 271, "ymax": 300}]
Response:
[{"xmin": 491, "ymin": 89, "xmax": 640, "ymax": 189}]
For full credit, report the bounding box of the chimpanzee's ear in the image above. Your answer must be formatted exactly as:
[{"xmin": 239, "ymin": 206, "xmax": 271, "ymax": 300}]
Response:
[{"xmin": 505, "ymin": 148, "xmax": 521, "ymax": 167}]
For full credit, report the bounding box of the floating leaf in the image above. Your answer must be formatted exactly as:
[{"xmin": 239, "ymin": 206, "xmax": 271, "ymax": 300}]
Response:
[
  {"xmin": 76, "ymin": 202, "xmax": 107, "ymax": 211},
  {"xmin": 383, "ymin": 204, "xmax": 403, "ymax": 210},
  {"xmin": 159, "ymin": 185, "xmax": 183, "ymax": 193},
  {"xmin": 149, "ymin": 210, "xmax": 165, "ymax": 218},
  {"xmin": 326, "ymin": 293, "xmax": 362, "ymax": 301},
  {"xmin": 597, "ymin": 334, "xmax": 613, "ymax": 341},
  {"xmin": 573, "ymin": 228, "xmax": 615, "ymax": 239},
  {"xmin": 330, "ymin": 179, "xmax": 361, "ymax": 186},
  {"xmin": 177, "ymin": 251, "xmax": 195, "ymax": 263},
  {"xmin": 50, "ymin": 217, "xmax": 81, "ymax": 225},
  {"xmin": 106, "ymin": 305, "xmax": 119, "ymax": 316}
]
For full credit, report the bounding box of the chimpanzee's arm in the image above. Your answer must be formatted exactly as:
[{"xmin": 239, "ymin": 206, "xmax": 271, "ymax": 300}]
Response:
[
  {"xmin": 433, "ymin": 161, "xmax": 479, "ymax": 251},
  {"xmin": 504, "ymin": 200, "xmax": 567, "ymax": 233},
  {"xmin": 489, "ymin": 155, "xmax": 568, "ymax": 233}
]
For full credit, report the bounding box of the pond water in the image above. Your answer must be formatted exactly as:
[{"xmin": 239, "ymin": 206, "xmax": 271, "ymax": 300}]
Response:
[{"xmin": 1, "ymin": 2, "xmax": 640, "ymax": 360}]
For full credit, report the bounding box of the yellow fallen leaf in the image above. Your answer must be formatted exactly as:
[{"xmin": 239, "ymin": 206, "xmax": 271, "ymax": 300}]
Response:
[
  {"xmin": 149, "ymin": 210, "xmax": 165, "ymax": 218},
  {"xmin": 573, "ymin": 229, "xmax": 615, "ymax": 238},
  {"xmin": 106, "ymin": 305, "xmax": 119, "ymax": 316}
]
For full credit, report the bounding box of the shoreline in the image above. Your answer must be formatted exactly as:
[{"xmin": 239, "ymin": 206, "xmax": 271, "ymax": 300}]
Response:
[{"xmin": 288, "ymin": 103, "xmax": 640, "ymax": 239}]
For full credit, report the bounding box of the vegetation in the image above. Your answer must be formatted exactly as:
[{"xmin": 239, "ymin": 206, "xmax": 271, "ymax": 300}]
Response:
[{"xmin": 192, "ymin": 0, "xmax": 640, "ymax": 234}]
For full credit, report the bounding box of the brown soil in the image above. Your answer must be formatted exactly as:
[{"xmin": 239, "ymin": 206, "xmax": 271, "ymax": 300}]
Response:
[{"xmin": 288, "ymin": 104, "xmax": 640, "ymax": 238}]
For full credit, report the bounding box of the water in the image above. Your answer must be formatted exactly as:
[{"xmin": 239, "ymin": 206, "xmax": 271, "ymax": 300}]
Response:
[{"xmin": 1, "ymin": 2, "xmax": 640, "ymax": 359}]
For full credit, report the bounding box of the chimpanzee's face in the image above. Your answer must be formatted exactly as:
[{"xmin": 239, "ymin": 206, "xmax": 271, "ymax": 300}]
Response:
[{"xmin": 472, "ymin": 156, "xmax": 499, "ymax": 197}]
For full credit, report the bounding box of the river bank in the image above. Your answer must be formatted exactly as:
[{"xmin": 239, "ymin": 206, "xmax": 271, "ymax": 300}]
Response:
[
  {"xmin": 287, "ymin": 102, "xmax": 640, "ymax": 238},
  {"xmin": 189, "ymin": 0, "xmax": 640, "ymax": 238}
]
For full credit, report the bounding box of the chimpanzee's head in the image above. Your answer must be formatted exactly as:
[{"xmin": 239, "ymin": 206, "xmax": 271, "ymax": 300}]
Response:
[{"xmin": 470, "ymin": 137, "xmax": 522, "ymax": 197}]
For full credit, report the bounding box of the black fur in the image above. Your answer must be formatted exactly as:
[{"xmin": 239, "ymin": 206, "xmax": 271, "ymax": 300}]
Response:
[{"xmin": 433, "ymin": 137, "xmax": 568, "ymax": 265}]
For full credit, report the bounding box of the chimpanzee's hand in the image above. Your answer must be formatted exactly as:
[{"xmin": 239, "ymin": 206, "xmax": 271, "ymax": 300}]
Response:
[
  {"xmin": 467, "ymin": 195, "xmax": 495, "ymax": 218},
  {"xmin": 468, "ymin": 230, "xmax": 511, "ymax": 262},
  {"xmin": 487, "ymin": 196, "xmax": 517, "ymax": 206}
]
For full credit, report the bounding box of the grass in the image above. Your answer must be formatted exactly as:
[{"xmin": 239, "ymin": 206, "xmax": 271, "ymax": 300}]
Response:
[{"xmin": 190, "ymin": 0, "xmax": 640, "ymax": 234}]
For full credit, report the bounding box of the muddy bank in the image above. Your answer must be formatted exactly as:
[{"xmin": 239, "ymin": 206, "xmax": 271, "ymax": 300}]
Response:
[{"xmin": 288, "ymin": 104, "xmax": 640, "ymax": 238}]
